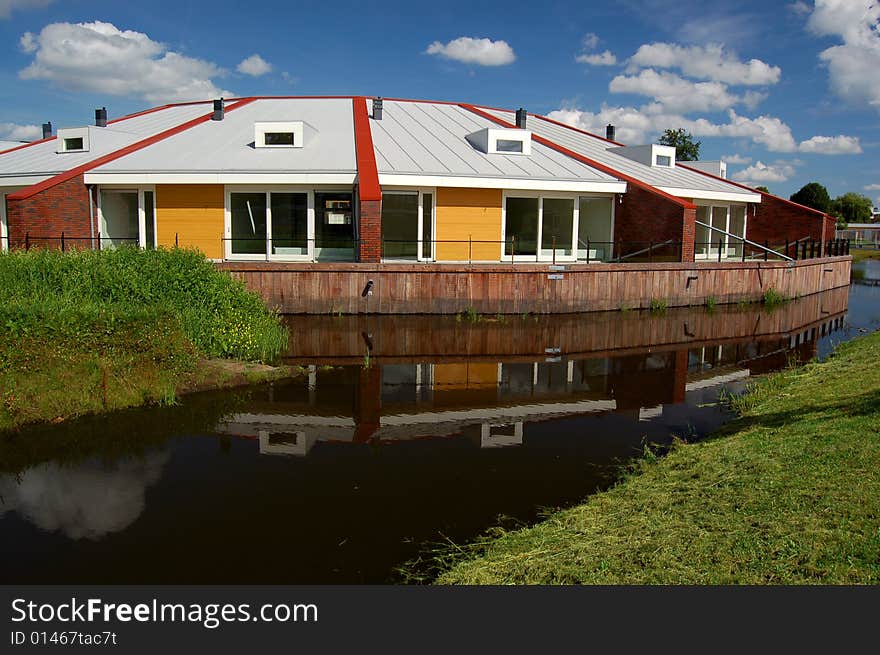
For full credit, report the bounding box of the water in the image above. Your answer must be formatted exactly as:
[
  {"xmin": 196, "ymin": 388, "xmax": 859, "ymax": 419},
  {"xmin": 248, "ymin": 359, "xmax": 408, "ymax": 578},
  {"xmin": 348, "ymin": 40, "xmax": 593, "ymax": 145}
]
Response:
[{"xmin": 2, "ymin": 269, "xmax": 878, "ymax": 583}]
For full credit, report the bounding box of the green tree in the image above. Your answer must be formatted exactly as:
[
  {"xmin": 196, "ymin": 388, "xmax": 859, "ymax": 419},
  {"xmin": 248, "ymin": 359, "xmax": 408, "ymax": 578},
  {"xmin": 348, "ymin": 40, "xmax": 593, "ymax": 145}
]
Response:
[
  {"xmin": 658, "ymin": 128, "xmax": 701, "ymax": 161},
  {"xmin": 830, "ymin": 192, "xmax": 873, "ymax": 228},
  {"xmin": 790, "ymin": 182, "xmax": 831, "ymax": 213},
  {"xmin": 755, "ymin": 186, "xmax": 770, "ymax": 194}
]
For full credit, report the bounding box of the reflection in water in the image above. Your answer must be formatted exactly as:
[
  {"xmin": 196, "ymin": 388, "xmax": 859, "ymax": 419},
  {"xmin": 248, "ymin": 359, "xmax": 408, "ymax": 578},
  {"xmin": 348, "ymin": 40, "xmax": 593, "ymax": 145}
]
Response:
[
  {"xmin": 0, "ymin": 284, "xmax": 874, "ymax": 583},
  {"xmin": 0, "ymin": 452, "xmax": 168, "ymax": 540}
]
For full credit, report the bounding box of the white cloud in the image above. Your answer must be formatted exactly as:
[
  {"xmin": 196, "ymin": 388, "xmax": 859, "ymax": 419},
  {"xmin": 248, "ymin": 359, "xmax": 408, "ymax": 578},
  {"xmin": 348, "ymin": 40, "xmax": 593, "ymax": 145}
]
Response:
[
  {"xmin": 628, "ymin": 42, "xmax": 781, "ymax": 86},
  {"xmin": 425, "ymin": 37, "xmax": 516, "ymax": 66},
  {"xmin": 788, "ymin": 1, "xmax": 811, "ymax": 16},
  {"xmin": 0, "ymin": 0, "xmax": 51, "ymax": 19},
  {"xmin": 864, "ymin": 184, "xmax": 880, "ymax": 191},
  {"xmin": 798, "ymin": 134, "xmax": 862, "ymax": 154},
  {"xmin": 807, "ymin": 0, "xmax": 880, "ymax": 109},
  {"xmin": 546, "ymin": 105, "xmax": 799, "ymax": 152},
  {"xmin": 582, "ymin": 33, "xmax": 600, "ymax": 50},
  {"xmin": 609, "ymin": 69, "xmax": 760, "ymax": 113},
  {"xmin": 723, "ymin": 153, "xmax": 753, "ymax": 165},
  {"xmin": 19, "ymin": 21, "xmax": 233, "ymax": 104},
  {"xmin": 732, "ymin": 160, "xmax": 797, "ymax": 183},
  {"xmin": 577, "ymin": 50, "xmax": 617, "ymax": 66},
  {"xmin": 236, "ymin": 54, "xmax": 272, "ymax": 77},
  {"xmin": 0, "ymin": 122, "xmax": 41, "ymax": 141}
]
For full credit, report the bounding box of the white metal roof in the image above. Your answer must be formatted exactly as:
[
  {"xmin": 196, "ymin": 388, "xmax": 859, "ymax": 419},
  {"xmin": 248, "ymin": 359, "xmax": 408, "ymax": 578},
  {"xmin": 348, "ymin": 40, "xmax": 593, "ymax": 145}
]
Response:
[
  {"xmin": 482, "ymin": 108, "xmax": 760, "ymax": 202},
  {"xmin": 370, "ymin": 101, "xmax": 622, "ymax": 188},
  {"xmin": 0, "ymin": 103, "xmax": 213, "ymax": 182},
  {"xmin": 91, "ymin": 98, "xmax": 357, "ymax": 177}
]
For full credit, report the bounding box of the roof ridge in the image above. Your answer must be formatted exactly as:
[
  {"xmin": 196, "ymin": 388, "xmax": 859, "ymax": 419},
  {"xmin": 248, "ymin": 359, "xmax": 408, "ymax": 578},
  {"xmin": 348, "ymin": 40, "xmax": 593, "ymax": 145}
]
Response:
[
  {"xmin": 458, "ymin": 103, "xmax": 694, "ymax": 209},
  {"xmin": 7, "ymin": 97, "xmax": 257, "ymax": 201}
]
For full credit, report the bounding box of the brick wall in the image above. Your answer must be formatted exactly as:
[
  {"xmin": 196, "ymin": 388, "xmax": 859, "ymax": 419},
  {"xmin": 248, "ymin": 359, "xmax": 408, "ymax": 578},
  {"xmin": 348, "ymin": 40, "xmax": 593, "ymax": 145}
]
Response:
[
  {"xmin": 358, "ymin": 198, "xmax": 382, "ymax": 263},
  {"xmin": 615, "ymin": 185, "xmax": 693, "ymax": 261},
  {"xmin": 6, "ymin": 175, "xmax": 93, "ymax": 248},
  {"xmin": 747, "ymin": 193, "xmax": 828, "ymax": 254}
]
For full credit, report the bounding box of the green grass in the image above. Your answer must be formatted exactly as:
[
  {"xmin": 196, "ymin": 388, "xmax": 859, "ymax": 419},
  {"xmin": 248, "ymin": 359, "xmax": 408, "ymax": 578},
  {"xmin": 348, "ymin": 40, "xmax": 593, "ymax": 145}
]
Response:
[
  {"xmin": 0, "ymin": 247, "xmax": 288, "ymax": 429},
  {"xmin": 435, "ymin": 330, "xmax": 880, "ymax": 584},
  {"xmin": 850, "ymin": 247, "xmax": 880, "ymax": 263},
  {"xmin": 649, "ymin": 298, "xmax": 668, "ymax": 313},
  {"xmin": 762, "ymin": 287, "xmax": 787, "ymax": 307}
]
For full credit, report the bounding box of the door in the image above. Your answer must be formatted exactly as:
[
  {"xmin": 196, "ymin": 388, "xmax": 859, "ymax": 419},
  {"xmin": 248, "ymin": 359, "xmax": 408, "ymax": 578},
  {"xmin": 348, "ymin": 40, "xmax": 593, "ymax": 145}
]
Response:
[{"xmin": 100, "ymin": 190, "xmax": 139, "ymax": 249}]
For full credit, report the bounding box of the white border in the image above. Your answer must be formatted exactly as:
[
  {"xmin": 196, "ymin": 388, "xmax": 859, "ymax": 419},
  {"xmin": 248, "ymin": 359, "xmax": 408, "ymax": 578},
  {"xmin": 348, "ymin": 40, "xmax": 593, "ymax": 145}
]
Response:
[
  {"xmin": 659, "ymin": 187, "xmax": 761, "ymax": 203},
  {"xmin": 0, "ymin": 191, "xmax": 7, "ymax": 251},
  {"xmin": 85, "ymin": 173, "xmax": 357, "ymax": 185},
  {"xmin": 380, "ymin": 174, "xmax": 625, "ymax": 194}
]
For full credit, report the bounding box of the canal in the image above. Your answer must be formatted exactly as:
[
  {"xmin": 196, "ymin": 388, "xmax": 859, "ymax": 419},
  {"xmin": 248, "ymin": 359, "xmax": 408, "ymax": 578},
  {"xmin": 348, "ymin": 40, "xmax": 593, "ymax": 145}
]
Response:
[{"xmin": 1, "ymin": 261, "xmax": 878, "ymax": 584}]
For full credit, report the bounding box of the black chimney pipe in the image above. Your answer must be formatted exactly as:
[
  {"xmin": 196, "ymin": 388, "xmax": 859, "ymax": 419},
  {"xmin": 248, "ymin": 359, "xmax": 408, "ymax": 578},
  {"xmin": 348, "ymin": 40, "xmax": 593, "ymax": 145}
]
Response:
[
  {"xmin": 212, "ymin": 98, "xmax": 224, "ymax": 121},
  {"xmin": 515, "ymin": 108, "xmax": 527, "ymax": 129},
  {"xmin": 95, "ymin": 107, "xmax": 107, "ymax": 127},
  {"xmin": 606, "ymin": 124, "xmax": 616, "ymax": 141},
  {"xmin": 373, "ymin": 97, "xmax": 383, "ymax": 120},
  {"xmin": 41, "ymin": 122, "xmax": 52, "ymax": 139}
]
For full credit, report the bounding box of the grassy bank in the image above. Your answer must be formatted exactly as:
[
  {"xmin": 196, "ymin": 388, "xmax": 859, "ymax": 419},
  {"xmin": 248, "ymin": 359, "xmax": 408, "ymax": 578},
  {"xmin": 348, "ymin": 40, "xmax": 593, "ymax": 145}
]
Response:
[
  {"xmin": 850, "ymin": 247, "xmax": 880, "ymax": 263},
  {"xmin": 436, "ymin": 330, "xmax": 880, "ymax": 584},
  {"xmin": 0, "ymin": 248, "xmax": 289, "ymax": 429}
]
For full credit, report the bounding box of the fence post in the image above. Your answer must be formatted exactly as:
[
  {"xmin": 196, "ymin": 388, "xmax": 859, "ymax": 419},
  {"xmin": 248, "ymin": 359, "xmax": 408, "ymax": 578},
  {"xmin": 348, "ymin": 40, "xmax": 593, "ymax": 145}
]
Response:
[
  {"xmin": 25, "ymin": 232, "xmax": 30, "ymax": 251},
  {"xmin": 552, "ymin": 236, "xmax": 556, "ymax": 265},
  {"xmin": 586, "ymin": 238, "xmax": 590, "ymax": 263},
  {"xmin": 810, "ymin": 239, "xmax": 815, "ymax": 259},
  {"xmin": 468, "ymin": 235, "xmax": 472, "ymax": 265},
  {"xmin": 717, "ymin": 239, "xmax": 723, "ymax": 263},
  {"xmin": 742, "ymin": 240, "xmax": 747, "ymax": 262},
  {"xmin": 764, "ymin": 240, "xmax": 769, "ymax": 262}
]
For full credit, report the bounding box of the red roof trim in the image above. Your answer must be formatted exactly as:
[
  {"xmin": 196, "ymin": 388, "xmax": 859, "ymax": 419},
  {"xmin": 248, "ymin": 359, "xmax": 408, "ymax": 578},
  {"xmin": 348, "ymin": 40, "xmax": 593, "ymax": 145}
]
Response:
[
  {"xmin": 458, "ymin": 103, "xmax": 694, "ymax": 210},
  {"xmin": 7, "ymin": 97, "xmax": 257, "ymax": 201},
  {"xmin": 352, "ymin": 96, "xmax": 381, "ymax": 202},
  {"xmin": 0, "ymin": 136, "xmax": 54, "ymax": 156}
]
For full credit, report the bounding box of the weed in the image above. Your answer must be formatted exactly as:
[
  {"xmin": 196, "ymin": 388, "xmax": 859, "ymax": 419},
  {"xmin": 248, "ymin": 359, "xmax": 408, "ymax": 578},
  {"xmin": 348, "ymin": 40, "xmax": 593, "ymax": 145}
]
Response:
[
  {"xmin": 762, "ymin": 287, "xmax": 787, "ymax": 307},
  {"xmin": 649, "ymin": 298, "xmax": 668, "ymax": 313}
]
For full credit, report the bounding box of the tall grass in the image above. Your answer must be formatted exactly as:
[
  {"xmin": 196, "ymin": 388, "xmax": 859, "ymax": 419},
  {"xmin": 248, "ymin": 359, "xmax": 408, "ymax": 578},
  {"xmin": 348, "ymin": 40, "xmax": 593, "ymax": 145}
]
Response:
[{"xmin": 0, "ymin": 247, "xmax": 287, "ymax": 363}]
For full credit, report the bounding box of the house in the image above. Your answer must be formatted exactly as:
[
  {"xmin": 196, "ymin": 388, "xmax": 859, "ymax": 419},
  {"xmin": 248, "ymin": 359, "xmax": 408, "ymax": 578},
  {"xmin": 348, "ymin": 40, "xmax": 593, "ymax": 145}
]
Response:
[{"xmin": 0, "ymin": 96, "xmax": 837, "ymax": 262}]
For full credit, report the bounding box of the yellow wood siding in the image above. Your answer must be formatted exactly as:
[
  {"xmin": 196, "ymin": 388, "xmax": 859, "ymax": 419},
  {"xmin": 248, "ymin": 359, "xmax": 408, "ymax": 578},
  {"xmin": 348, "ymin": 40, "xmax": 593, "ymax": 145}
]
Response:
[
  {"xmin": 156, "ymin": 185, "xmax": 224, "ymax": 259},
  {"xmin": 435, "ymin": 187, "xmax": 502, "ymax": 261},
  {"xmin": 433, "ymin": 363, "xmax": 499, "ymax": 390}
]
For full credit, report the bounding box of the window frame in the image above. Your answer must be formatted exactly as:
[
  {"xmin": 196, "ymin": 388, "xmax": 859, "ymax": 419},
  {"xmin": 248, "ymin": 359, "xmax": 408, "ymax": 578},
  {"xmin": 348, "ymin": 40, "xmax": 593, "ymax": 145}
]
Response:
[
  {"xmin": 95, "ymin": 186, "xmax": 154, "ymax": 249},
  {"xmin": 224, "ymin": 186, "xmax": 317, "ymax": 261},
  {"xmin": 501, "ymin": 191, "xmax": 584, "ymax": 263},
  {"xmin": 381, "ymin": 187, "xmax": 436, "ymax": 262},
  {"xmin": 254, "ymin": 122, "xmax": 304, "ymax": 149},
  {"xmin": 0, "ymin": 191, "xmax": 7, "ymax": 251},
  {"xmin": 693, "ymin": 201, "xmax": 749, "ymax": 260}
]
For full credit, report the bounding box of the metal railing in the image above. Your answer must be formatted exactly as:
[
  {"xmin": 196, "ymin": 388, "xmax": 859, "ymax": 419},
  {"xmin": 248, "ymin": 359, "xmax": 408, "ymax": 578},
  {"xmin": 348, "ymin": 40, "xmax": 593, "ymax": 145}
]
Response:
[
  {"xmin": 9, "ymin": 232, "xmax": 140, "ymax": 251},
  {"xmin": 220, "ymin": 237, "xmax": 360, "ymax": 261}
]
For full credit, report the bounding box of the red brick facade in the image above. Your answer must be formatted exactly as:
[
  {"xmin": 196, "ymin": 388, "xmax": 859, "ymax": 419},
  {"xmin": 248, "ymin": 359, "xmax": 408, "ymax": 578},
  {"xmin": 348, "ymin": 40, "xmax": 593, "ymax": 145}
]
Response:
[
  {"xmin": 6, "ymin": 175, "xmax": 93, "ymax": 249},
  {"xmin": 615, "ymin": 185, "xmax": 695, "ymax": 261},
  {"xmin": 358, "ymin": 198, "xmax": 382, "ymax": 263},
  {"xmin": 747, "ymin": 193, "xmax": 834, "ymax": 256}
]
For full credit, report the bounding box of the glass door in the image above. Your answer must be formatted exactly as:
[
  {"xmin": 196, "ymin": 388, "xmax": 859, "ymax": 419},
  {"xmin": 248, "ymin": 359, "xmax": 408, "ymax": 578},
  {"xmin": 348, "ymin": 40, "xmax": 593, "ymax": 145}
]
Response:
[
  {"xmin": 99, "ymin": 190, "xmax": 139, "ymax": 249},
  {"xmin": 540, "ymin": 198, "xmax": 574, "ymax": 260},
  {"xmin": 708, "ymin": 206, "xmax": 729, "ymax": 258},
  {"xmin": 577, "ymin": 196, "xmax": 614, "ymax": 261},
  {"xmin": 315, "ymin": 192, "xmax": 354, "ymax": 261}
]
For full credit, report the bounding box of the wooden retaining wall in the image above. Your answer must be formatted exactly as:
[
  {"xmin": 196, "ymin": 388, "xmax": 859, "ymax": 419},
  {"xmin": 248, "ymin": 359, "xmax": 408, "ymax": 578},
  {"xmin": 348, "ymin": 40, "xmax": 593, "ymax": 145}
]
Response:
[
  {"xmin": 280, "ymin": 285, "xmax": 849, "ymax": 363},
  {"xmin": 218, "ymin": 255, "xmax": 852, "ymax": 315}
]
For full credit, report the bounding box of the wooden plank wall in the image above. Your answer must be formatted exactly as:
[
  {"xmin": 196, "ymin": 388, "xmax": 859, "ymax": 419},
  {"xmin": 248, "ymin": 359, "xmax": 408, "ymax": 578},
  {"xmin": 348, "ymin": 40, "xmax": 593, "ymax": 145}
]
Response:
[
  {"xmin": 435, "ymin": 187, "xmax": 502, "ymax": 261},
  {"xmin": 156, "ymin": 184, "xmax": 224, "ymax": 259},
  {"xmin": 217, "ymin": 256, "xmax": 852, "ymax": 315},
  {"xmin": 279, "ymin": 285, "xmax": 849, "ymax": 362}
]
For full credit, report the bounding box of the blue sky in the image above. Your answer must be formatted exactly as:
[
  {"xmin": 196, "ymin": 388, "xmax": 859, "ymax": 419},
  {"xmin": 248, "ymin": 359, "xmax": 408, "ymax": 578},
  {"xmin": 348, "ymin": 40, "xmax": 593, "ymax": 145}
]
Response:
[{"xmin": 1, "ymin": 0, "xmax": 878, "ymax": 203}]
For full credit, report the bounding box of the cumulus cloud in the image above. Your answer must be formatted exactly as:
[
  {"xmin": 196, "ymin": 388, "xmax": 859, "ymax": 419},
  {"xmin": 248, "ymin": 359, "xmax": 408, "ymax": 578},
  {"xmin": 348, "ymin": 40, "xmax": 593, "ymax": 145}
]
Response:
[
  {"xmin": 732, "ymin": 160, "xmax": 797, "ymax": 183},
  {"xmin": 0, "ymin": 122, "xmax": 41, "ymax": 141},
  {"xmin": 864, "ymin": 184, "xmax": 880, "ymax": 191},
  {"xmin": 628, "ymin": 42, "xmax": 781, "ymax": 86},
  {"xmin": 0, "ymin": 452, "xmax": 168, "ymax": 540},
  {"xmin": 0, "ymin": 0, "xmax": 51, "ymax": 19},
  {"xmin": 425, "ymin": 37, "xmax": 516, "ymax": 66},
  {"xmin": 807, "ymin": 0, "xmax": 880, "ymax": 109},
  {"xmin": 798, "ymin": 134, "xmax": 862, "ymax": 154},
  {"xmin": 577, "ymin": 50, "xmax": 617, "ymax": 66},
  {"xmin": 723, "ymin": 153, "xmax": 753, "ymax": 165},
  {"xmin": 18, "ymin": 21, "xmax": 234, "ymax": 104},
  {"xmin": 581, "ymin": 33, "xmax": 600, "ymax": 50},
  {"xmin": 236, "ymin": 53, "xmax": 272, "ymax": 77},
  {"xmin": 788, "ymin": 1, "xmax": 811, "ymax": 16},
  {"xmin": 609, "ymin": 69, "xmax": 759, "ymax": 113}
]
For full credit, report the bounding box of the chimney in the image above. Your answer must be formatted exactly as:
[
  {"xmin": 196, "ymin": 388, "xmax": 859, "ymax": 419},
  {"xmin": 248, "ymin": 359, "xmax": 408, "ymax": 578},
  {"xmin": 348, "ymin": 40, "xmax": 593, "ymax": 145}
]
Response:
[
  {"xmin": 95, "ymin": 107, "xmax": 107, "ymax": 127},
  {"xmin": 515, "ymin": 108, "xmax": 527, "ymax": 129},
  {"xmin": 606, "ymin": 124, "xmax": 615, "ymax": 142},
  {"xmin": 212, "ymin": 98, "xmax": 224, "ymax": 121},
  {"xmin": 42, "ymin": 122, "xmax": 52, "ymax": 139},
  {"xmin": 372, "ymin": 97, "xmax": 383, "ymax": 120}
]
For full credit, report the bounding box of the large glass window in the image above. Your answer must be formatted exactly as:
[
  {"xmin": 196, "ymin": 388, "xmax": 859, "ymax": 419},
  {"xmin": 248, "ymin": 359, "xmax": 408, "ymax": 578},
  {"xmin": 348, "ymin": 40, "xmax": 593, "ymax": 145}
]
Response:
[
  {"xmin": 709, "ymin": 206, "xmax": 728, "ymax": 257},
  {"xmin": 382, "ymin": 193, "xmax": 419, "ymax": 259},
  {"xmin": 694, "ymin": 206, "xmax": 711, "ymax": 258},
  {"xmin": 695, "ymin": 204, "xmax": 747, "ymax": 259},
  {"xmin": 577, "ymin": 196, "xmax": 613, "ymax": 261},
  {"xmin": 505, "ymin": 197, "xmax": 539, "ymax": 257},
  {"xmin": 541, "ymin": 198, "xmax": 574, "ymax": 258},
  {"xmin": 100, "ymin": 190, "xmax": 139, "ymax": 249},
  {"xmin": 422, "ymin": 193, "xmax": 433, "ymax": 260},
  {"xmin": 231, "ymin": 193, "xmax": 267, "ymax": 255},
  {"xmin": 728, "ymin": 206, "xmax": 746, "ymax": 258},
  {"xmin": 315, "ymin": 192, "xmax": 354, "ymax": 261},
  {"xmin": 144, "ymin": 191, "xmax": 155, "ymax": 249},
  {"xmin": 271, "ymin": 192, "xmax": 308, "ymax": 255}
]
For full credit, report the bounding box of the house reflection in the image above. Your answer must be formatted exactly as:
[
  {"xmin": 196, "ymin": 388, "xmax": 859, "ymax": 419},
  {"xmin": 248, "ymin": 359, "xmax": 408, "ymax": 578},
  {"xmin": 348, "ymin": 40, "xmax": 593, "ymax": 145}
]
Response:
[{"xmin": 218, "ymin": 288, "xmax": 848, "ymax": 456}]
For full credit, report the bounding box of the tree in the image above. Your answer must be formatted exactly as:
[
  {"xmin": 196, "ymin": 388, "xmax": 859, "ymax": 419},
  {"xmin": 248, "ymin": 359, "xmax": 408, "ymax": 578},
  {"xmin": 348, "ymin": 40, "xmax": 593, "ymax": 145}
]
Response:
[
  {"xmin": 830, "ymin": 192, "xmax": 873, "ymax": 228},
  {"xmin": 789, "ymin": 182, "xmax": 831, "ymax": 213},
  {"xmin": 755, "ymin": 186, "xmax": 770, "ymax": 194},
  {"xmin": 658, "ymin": 128, "xmax": 701, "ymax": 161}
]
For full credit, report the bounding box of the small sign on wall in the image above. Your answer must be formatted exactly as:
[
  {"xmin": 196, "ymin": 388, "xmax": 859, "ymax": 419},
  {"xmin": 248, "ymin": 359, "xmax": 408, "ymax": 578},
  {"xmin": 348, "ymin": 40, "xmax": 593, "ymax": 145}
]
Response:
[{"xmin": 548, "ymin": 273, "xmax": 564, "ymax": 280}]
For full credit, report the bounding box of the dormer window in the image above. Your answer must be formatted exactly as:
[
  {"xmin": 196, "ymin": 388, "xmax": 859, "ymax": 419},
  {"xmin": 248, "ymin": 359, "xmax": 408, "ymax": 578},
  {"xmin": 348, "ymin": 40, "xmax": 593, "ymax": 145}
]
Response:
[
  {"xmin": 56, "ymin": 127, "xmax": 89, "ymax": 153},
  {"xmin": 255, "ymin": 121, "xmax": 304, "ymax": 148},
  {"xmin": 608, "ymin": 143, "xmax": 676, "ymax": 168},
  {"xmin": 467, "ymin": 127, "xmax": 532, "ymax": 156},
  {"xmin": 655, "ymin": 154, "xmax": 672, "ymax": 167}
]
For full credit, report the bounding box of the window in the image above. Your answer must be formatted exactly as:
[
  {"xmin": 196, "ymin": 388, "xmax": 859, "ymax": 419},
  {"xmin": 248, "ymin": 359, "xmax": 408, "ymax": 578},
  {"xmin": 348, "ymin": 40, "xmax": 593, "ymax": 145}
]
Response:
[
  {"xmin": 64, "ymin": 137, "xmax": 84, "ymax": 151},
  {"xmin": 381, "ymin": 190, "xmax": 434, "ymax": 261},
  {"xmin": 505, "ymin": 197, "xmax": 539, "ymax": 256},
  {"xmin": 230, "ymin": 193, "xmax": 268, "ymax": 255},
  {"xmin": 254, "ymin": 121, "xmax": 304, "ymax": 149},
  {"xmin": 694, "ymin": 204, "xmax": 747, "ymax": 259},
  {"xmin": 496, "ymin": 139, "xmax": 524, "ymax": 153},
  {"xmin": 655, "ymin": 154, "xmax": 672, "ymax": 167},
  {"xmin": 541, "ymin": 198, "xmax": 574, "ymax": 258},
  {"xmin": 264, "ymin": 132, "xmax": 295, "ymax": 146},
  {"xmin": 577, "ymin": 196, "xmax": 614, "ymax": 261},
  {"xmin": 144, "ymin": 191, "xmax": 156, "ymax": 249},
  {"xmin": 271, "ymin": 193, "xmax": 308, "ymax": 255},
  {"xmin": 57, "ymin": 128, "xmax": 89, "ymax": 153}
]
